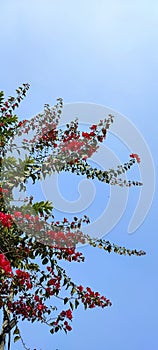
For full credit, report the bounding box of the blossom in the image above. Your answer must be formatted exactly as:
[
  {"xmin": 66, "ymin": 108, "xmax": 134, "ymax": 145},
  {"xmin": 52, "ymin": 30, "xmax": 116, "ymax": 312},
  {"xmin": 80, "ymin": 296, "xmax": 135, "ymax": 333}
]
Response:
[
  {"xmin": 37, "ymin": 303, "xmax": 45, "ymax": 310},
  {"xmin": 18, "ymin": 121, "xmax": 23, "ymax": 127},
  {"xmin": 77, "ymin": 285, "xmax": 84, "ymax": 293},
  {"xmin": 15, "ymin": 270, "xmax": 32, "ymax": 289},
  {"xmin": 62, "ymin": 140, "xmax": 84, "ymax": 152},
  {"xmin": 65, "ymin": 309, "xmax": 73, "ymax": 320},
  {"xmin": 130, "ymin": 153, "xmax": 141, "ymax": 163},
  {"xmin": 90, "ymin": 124, "xmax": 97, "ymax": 131},
  {"xmin": 64, "ymin": 321, "xmax": 72, "ymax": 331},
  {"xmin": 0, "ymin": 212, "xmax": 13, "ymax": 228},
  {"xmin": 0, "ymin": 253, "xmax": 12, "ymax": 274},
  {"xmin": 0, "ymin": 188, "xmax": 9, "ymax": 194},
  {"xmin": 14, "ymin": 211, "xmax": 23, "ymax": 218},
  {"xmin": 82, "ymin": 132, "xmax": 91, "ymax": 140}
]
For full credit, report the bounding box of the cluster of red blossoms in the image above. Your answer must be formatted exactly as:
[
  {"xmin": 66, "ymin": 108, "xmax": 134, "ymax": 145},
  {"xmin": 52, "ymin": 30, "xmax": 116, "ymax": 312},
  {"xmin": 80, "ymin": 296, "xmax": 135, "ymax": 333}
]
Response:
[
  {"xmin": 17, "ymin": 120, "xmax": 28, "ymax": 128},
  {"xmin": 48, "ymin": 230, "xmax": 86, "ymax": 251},
  {"xmin": 15, "ymin": 270, "xmax": 32, "ymax": 290},
  {"xmin": 59, "ymin": 123, "xmax": 107, "ymax": 162},
  {"xmin": 0, "ymin": 209, "xmax": 87, "ymax": 257},
  {"xmin": 52, "ymin": 309, "xmax": 73, "ymax": 331},
  {"xmin": 47, "ymin": 273, "xmax": 61, "ymax": 291},
  {"xmin": 0, "ymin": 187, "xmax": 9, "ymax": 194},
  {"xmin": 0, "ymin": 87, "xmax": 143, "ymax": 340},
  {"xmin": 20, "ymin": 116, "xmax": 108, "ymax": 166},
  {"xmin": 13, "ymin": 211, "xmax": 44, "ymax": 232},
  {"xmin": 0, "ymin": 210, "xmax": 44, "ymax": 233},
  {"xmin": 77, "ymin": 286, "xmax": 112, "ymax": 308},
  {"xmin": 0, "ymin": 211, "xmax": 13, "ymax": 228},
  {"xmin": 11, "ymin": 210, "xmax": 87, "ymax": 250},
  {"xmin": 7, "ymin": 295, "xmax": 48, "ymax": 321},
  {"xmin": 0, "ymin": 253, "xmax": 12, "ymax": 274}
]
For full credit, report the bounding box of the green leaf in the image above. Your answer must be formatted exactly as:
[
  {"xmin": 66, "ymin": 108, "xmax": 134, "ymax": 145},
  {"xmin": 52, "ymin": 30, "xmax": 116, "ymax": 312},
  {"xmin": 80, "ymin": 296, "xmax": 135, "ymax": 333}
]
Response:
[
  {"xmin": 84, "ymin": 303, "xmax": 87, "ymax": 310},
  {"xmin": 14, "ymin": 336, "xmax": 20, "ymax": 343},
  {"xmin": 42, "ymin": 257, "xmax": 48, "ymax": 265},
  {"xmin": 50, "ymin": 328, "xmax": 55, "ymax": 334},
  {"xmin": 71, "ymin": 287, "xmax": 76, "ymax": 295},
  {"xmin": 75, "ymin": 299, "xmax": 79, "ymax": 309},
  {"xmin": 13, "ymin": 327, "xmax": 20, "ymax": 335},
  {"xmin": 70, "ymin": 301, "xmax": 74, "ymax": 310},
  {"xmin": 55, "ymin": 326, "xmax": 60, "ymax": 333},
  {"xmin": 64, "ymin": 297, "xmax": 69, "ymax": 304}
]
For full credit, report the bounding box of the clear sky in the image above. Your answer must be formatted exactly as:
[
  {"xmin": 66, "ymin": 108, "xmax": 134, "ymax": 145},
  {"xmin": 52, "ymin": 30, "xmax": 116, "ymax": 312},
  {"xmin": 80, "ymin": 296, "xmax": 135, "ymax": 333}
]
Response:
[{"xmin": 0, "ymin": 1, "xmax": 158, "ymax": 350}]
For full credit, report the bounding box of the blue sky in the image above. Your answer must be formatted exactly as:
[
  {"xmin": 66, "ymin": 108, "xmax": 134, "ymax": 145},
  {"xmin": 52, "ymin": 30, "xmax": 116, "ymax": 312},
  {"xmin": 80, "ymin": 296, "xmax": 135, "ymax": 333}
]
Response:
[{"xmin": 0, "ymin": 1, "xmax": 158, "ymax": 349}]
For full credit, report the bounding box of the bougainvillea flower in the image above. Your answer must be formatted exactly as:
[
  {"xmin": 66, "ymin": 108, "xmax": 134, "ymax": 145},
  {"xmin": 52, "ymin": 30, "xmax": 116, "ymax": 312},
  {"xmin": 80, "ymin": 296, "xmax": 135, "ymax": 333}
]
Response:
[{"xmin": 130, "ymin": 153, "xmax": 141, "ymax": 163}]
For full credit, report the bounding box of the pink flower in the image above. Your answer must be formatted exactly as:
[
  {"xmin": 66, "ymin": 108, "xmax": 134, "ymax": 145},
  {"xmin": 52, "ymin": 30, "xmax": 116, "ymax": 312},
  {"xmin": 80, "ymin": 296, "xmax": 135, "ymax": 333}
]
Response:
[{"xmin": 14, "ymin": 211, "xmax": 23, "ymax": 218}]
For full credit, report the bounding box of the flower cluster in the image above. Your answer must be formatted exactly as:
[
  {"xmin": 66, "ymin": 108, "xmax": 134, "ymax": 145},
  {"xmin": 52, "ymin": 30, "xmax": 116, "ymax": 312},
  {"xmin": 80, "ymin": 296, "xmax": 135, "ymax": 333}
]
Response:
[
  {"xmin": 47, "ymin": 272, "xmax": 61, "ymax": 291},
  {"xmin": 52, "ymin": 309, "xmax": 73, "ymax": 332},
  {"xmin": 7, "ymin": 296, "xmax": 48, "ymax": 321},
  {"xmin": 0, "ymin": 85, "xmax": 145, "ymax": 346},
  {"xmin": 77, "ymin": 286, "xmax": 112, "ymax": 309},
  {"xmin": 15, "ymin": 270, "xmax": 32, "ymax": 290},
  {"xmin": 0, "ymin": 253, "xmax": 12, "ymax": 274},
  {"xmin": 0, "ymin": 211, "xmax": 13, "ymax": 228},
  {"xmin": 0, "ymin": 187, "xmax": 9, "ymax": 194},
  {"xmin": 130, "ymin": 153, "xmax": 141, "ymax": 163}
]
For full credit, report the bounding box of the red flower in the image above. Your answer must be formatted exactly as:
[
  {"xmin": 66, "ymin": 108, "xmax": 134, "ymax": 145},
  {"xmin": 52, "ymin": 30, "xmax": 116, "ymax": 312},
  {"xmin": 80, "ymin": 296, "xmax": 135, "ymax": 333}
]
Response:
[
  {"xmin": 64, "ymin": 321, "xmax": 72, "ymax": 331},
  {"xmin": 89, "ymin": 303, "xmax": 95, "ymax": 308},
  {"xmin": 89, "ymin": 131, "xmax": 95, "ymax": 137},
  {"xmin": 47, "ymin": 266, "xmax": 53, "ymax": 272},
  {"xmin": 14, "ymin": 211, "xmax": 23, "ymax": 218},
  {"xmin": 0, "ymin": 188, "xmax": 9, "ymax": 194},
  {"xmin": 24, "ymin": 213, "xmax": 32, "ymax": 220},
  {"xmin": 48, "ymin": 278, "xmax": 56, "ymax": 286},
  {"xmin": 90, "ymin": 124, "xmax": 97, "ymax": 131},
  {"xmin": 18, "ymin": 121, "xmax": 23, "ymax": 127},
  {"xmin": 0, "ymin": 212, "xmax": 13, "ymax": 228},
  {"xmin": 77, "ymin": 285, "xmax": 84, "ymax": 292},
  {"xmin": 0, "ymin": 254, "xmax": 12, "ymax": 274},
  {"xmin": 37, "ymin": 303, "xmax": 45, "ymax": 310},
  {"xmin": 26, "ymin": 282, "xmax": 32, "ymax": 289},
  {"xmin": 130, "ymin": 153, "xmax": 141, "ymax": 163},
  {"xmin": 65, "ymin": 309, "xmax": 72, "ymax": 320},
  {"xmin": 82, "ymin": 132, "xmax": 91, "ymax": 140}
]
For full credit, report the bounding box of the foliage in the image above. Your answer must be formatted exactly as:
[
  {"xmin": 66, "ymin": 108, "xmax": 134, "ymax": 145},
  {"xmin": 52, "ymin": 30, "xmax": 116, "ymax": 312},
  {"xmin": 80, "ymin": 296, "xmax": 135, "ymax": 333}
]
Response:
[{"xmin": 0, "ymin": 85, "xmax": 145, "ymax": 350}]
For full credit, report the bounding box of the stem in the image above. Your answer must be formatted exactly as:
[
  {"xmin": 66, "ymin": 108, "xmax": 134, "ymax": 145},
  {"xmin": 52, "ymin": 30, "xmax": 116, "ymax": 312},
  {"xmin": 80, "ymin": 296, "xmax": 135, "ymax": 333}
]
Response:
[
  {"xmin": 0, "ymin": 291, "xmax": 14, "ymax": 350},
  {"xmin": 0, "ymin": 321, "xmax": 5, "ymax": 350}
]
